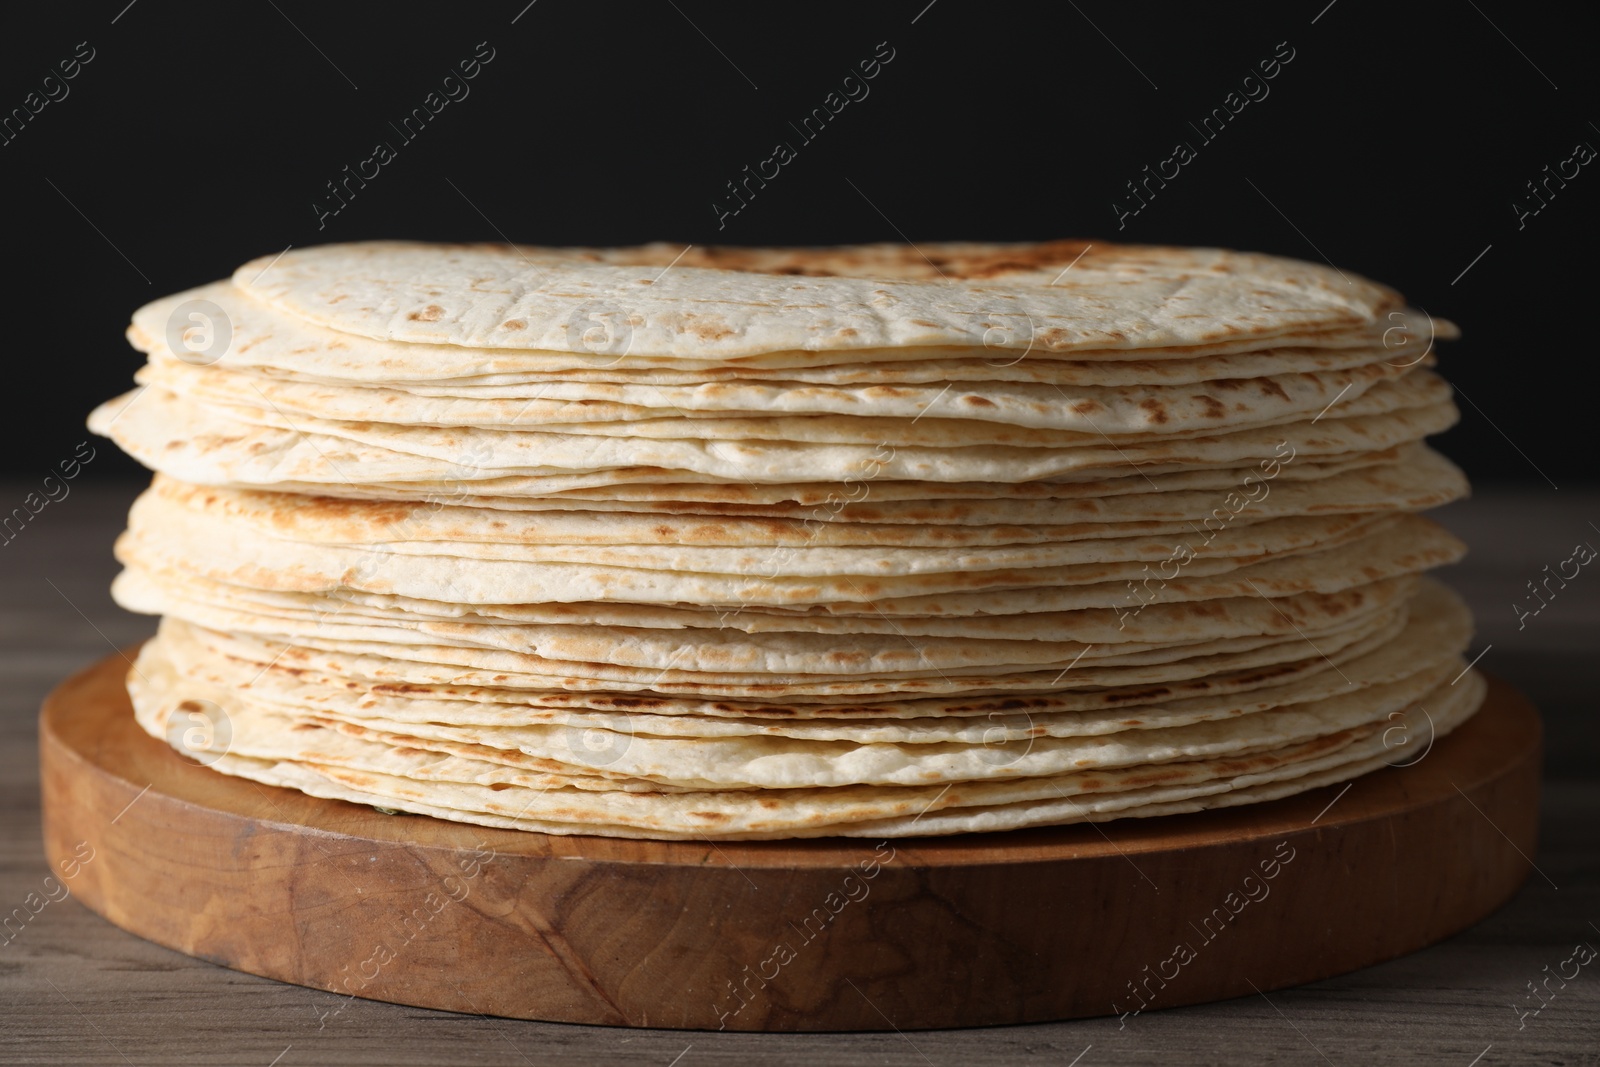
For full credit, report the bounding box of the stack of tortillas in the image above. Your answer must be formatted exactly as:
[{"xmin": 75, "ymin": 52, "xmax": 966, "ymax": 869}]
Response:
[{"xmin": 88, "ymin": 240, "xmax": 1484, "ymax": 839}]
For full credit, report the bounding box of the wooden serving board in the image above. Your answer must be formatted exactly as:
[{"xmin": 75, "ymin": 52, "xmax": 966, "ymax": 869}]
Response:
[{"xmin": 39, "ymin": 650, "xmax": 1541, "ymax": 1032}]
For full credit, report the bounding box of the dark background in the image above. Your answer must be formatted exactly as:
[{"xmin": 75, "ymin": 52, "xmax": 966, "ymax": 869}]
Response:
[{"xmin": 1, "ymin": 0, "xmax": 1591, "ymax": 485}]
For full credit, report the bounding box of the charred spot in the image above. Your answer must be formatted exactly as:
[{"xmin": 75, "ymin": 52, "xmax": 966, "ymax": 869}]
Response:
[
  {"xmin": 372, "ymin": 683, "xmax": 433, "ymax": 695},
  {"xmin": 683, "ymin": 316, "xmax": 735, "ymax": 342},
  {"xmin": 739, "ymin": 704, "xmax": 798, "ymax": 716},
  {"xmin": 1124, "ymin": 766, "xmax": 1190, "ymax": 788},
  {"xmin": 407, "ymin": 304, "xmax": 446, "ymax": 322},
  {"xmin": 600, "ymin": 696, "xmax": 669, "ymax": 709},
  {"xmin": 1227, "ymin": 664, "xmax": 1299, "ymax": 686},
  {"xmin": 1105, "ymin": 687, "xmax": 1169, "ymax": 703},
  {"xmin": 946, "ymin": 240, "xmax": 1098, "ymax": 278},
  {"xmin": 1137, "ymin": 398, "xmax": 1169, "ymax": 424}
]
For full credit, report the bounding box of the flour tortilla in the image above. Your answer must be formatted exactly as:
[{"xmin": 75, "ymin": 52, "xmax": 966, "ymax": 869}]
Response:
[
  {"xmin": 124, "ymin": 479, "xmax": 1392, "ymax": 573},
  {"xmin": 116, "ymin": 502, "xmax": 1398, "ymax": 605},
  {"xmin": 108, "ymin": 513, "xmax": 1461, "ymax": 633},
  {"xmin": 112, "ymin": 561, "xmax": 1417, "ymax": 642},
  {"xmin": 139, "ymin": 357, "xmax": 1443, "ymax": 440},
  {"xmin": 114, "ymin": 559, "xmax": 1415, "ymax": 671},
  {"xmin": 135, "ymin": 279, "xmax": 1449, "ymax": 387},
  {"xmin": 234, "ymin": 240, "xmax": 1402, "ymax": 359},
  {"xmin": 127, "ymin": 445, "xmax": 1463, "ymax": 541},
  {"xmin": 150, "ymin": 593, "xmax": 1405, "ymax": 698},
  {"xmin": 97, "ymin": 446, "xmax": 1421, "ymax": 520},
  {"xmin": 156, "ymin": 579, "xmax": 1465, "ymax": 723},
  {"xmin": 140, "ymin": 606, "xmax": 1399, "ymax": 684},
  {"xmin": 145, "ymin": 586, "xmax": 1467, "ymax": 742},
  {"xmin": 91, "ymin": 383, "xmax": 1458, "ymax": 491},
  {"xmin": 279, "ymin": 447, "xmax": 1413, "ymax": 518},
  {"xmin": 273, "ymin": 659, "xmax": 1458, "ymax": 788},
  {"xmin": 97, "ymin": 238, "xmax": 1481, "ymax": 841},
  {"xmin": 132, "ymin": 608, "xmax": 1468, "ymax": 786},
  {"xmin": 837, "ymin": 671, "xmax": 1483, "ymax": 839},
  {"xmin": 153, "ymin": 584, "xmax": 1430, "ymax": 716},
  {"xmin": 92, "ymin": 373, "xmax": 1455, "ymax": 486},
  {"xmin": 136, "ymin": 307, "xmax": 1436, "ymax": 436},
  {"xmin": 138, "ymin": 671, "xmax": 1482, "ymax": 838}
]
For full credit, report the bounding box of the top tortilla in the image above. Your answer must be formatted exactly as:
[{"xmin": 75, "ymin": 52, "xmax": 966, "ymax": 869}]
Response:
[{"xmin": 233, "ymin": 240, "xmax": 1406, "ymax": 360}]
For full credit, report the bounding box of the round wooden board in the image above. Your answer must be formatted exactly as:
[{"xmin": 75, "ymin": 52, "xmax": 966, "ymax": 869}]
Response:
[{"xmin": 39, "ymin": 650, "xmax": 1540, "ymax": 1032}]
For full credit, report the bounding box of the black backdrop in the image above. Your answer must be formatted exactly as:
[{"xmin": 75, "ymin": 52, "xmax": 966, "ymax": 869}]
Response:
[{"xmin": 2, "ymin": 0, "xmax": 1592, "ymax": 485}]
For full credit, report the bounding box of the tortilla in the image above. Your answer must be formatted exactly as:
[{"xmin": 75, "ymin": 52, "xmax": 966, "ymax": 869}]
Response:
[{"xmin": 90, "ymin": 239, "xmax": 1485, "ymax": 838}]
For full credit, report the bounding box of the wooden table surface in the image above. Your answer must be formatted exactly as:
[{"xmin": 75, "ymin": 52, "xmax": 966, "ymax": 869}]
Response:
[{"xmin": 2, "ymin": 482, "xmax": 1595, "ymax": 1066}]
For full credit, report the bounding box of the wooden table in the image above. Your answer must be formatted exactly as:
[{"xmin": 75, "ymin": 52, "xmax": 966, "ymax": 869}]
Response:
[{"xmin": 2, "ymin": 483, "xmax": 1595, "ymax": 1065}]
